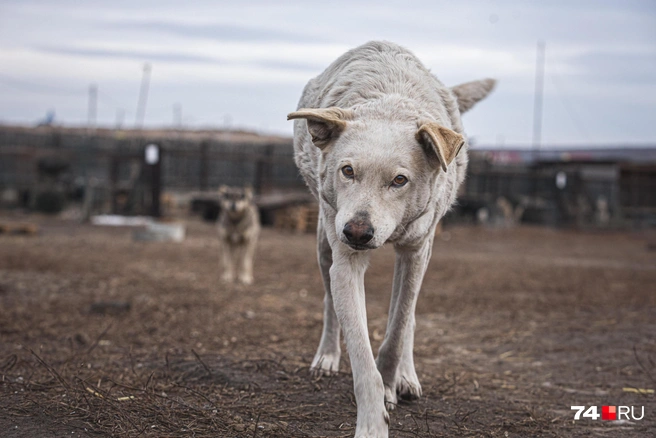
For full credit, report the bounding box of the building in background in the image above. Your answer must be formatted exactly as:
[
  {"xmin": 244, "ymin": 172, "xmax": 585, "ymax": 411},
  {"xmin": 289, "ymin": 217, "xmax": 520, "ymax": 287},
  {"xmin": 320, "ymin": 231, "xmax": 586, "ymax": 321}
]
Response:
[{"xmin": 1, "ymin": 125, "xmax": 655, "ymax": 228}]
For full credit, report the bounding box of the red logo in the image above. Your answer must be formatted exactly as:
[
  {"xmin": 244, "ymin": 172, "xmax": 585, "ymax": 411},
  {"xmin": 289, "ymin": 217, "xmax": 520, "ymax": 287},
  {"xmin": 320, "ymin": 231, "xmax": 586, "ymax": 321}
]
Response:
[{"xmin": 602, "ymin": 406, "xmax": 617, "ymax": 421}]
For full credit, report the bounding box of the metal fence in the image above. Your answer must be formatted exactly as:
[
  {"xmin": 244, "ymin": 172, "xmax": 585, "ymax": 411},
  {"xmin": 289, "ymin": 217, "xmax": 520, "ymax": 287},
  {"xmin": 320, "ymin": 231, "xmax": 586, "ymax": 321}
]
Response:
[
  {"xmin": 2, "ymin": 127, "xmax": 655, "ymax": 227},
  {"xmin": 0, "ymin": 127, "xmax": 304, "ymax": 194},
  {"xmin": 458, "ymin": 160, "xmax": 656, "ymax": 227}
]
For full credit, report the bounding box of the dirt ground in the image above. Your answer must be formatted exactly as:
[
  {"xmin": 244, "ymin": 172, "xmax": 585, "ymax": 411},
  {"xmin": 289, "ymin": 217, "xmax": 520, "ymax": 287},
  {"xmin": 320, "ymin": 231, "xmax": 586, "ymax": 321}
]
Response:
[{"xmin": 0, "ymin": 216, "xmax": 655, "ymax": 437}]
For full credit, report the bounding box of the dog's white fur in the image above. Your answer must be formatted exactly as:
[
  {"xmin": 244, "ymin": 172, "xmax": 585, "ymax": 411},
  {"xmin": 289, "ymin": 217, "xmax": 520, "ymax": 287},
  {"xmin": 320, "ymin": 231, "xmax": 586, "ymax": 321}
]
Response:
[
  {"xmin": 217, "ymin": 185, "xmax": 260, "ymax": 285},
  {"xmin": 288, "ymin": 41, "xmax": 495, "ymax": 437}
]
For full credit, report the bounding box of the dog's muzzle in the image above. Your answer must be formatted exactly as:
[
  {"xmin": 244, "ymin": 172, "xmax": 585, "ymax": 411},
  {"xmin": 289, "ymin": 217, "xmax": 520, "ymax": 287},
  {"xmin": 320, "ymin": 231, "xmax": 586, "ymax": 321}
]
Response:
[{"xmin": 343, "ymin": 219, "xmax": 374, "ymax": 249}]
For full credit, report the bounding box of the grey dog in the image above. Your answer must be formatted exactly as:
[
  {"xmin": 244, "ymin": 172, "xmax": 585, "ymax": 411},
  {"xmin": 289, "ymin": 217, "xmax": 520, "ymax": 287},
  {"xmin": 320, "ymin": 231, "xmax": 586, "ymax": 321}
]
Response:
[
  {"xmin": 288, "ymin": 41, "xmax": 495, "ymax": 437},
  {"xmin": 217, "ymin": 185, "xmax": 260, "ymax": 285}
]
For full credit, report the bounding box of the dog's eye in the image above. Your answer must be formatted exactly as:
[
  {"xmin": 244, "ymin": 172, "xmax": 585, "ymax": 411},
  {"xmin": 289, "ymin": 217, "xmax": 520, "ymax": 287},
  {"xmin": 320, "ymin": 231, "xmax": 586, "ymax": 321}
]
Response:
[
  {"xmin": 392, "ymin": 175, "xmax": 408, "ymax": 187},
  {"xmin": 342, "ymin": 166, "xmax": 354, "ymax": 178}
]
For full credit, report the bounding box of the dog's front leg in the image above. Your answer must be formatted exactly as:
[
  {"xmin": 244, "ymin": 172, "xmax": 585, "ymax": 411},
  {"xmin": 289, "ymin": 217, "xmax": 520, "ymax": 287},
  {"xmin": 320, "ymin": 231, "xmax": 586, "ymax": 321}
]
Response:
[
  {"xmin": 330, "ymin": 246, "xmax": 389, "ymax": 438},
  {"xmin": 220, "ymin": 242, "xmax": 234, "ymax": 283},
  {"xmin": 310, "ymin": 219, "xmax": 341, "ymax": 375},
  {"xmin": 376, "ymin": 237, "xmax": 432, "ymax": 410},
  {"xmin": 238, "ymin": 237, "xmax": 257, "ymax": 285}
]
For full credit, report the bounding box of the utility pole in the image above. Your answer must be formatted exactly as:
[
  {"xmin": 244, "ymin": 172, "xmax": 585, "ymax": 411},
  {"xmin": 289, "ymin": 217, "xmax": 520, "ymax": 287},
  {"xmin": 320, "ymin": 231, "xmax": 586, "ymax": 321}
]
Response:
[
  {"xmin": 173, "ymin": 102, "xmax": 182, "ymax": 129},
  {"xmin": 115, "ymin": 109, "xmax": 125, "ymax": 130},
  {"xmin": 87, "ymin": 84, "xmax": 97, "ymax": 131},
  {"xmin": 135, "ymin": 63, "xmax": 152, "ymax": 129},
  {"xmin": 532, "ymin": 41, "xmax": 546, "ymax": 162}
]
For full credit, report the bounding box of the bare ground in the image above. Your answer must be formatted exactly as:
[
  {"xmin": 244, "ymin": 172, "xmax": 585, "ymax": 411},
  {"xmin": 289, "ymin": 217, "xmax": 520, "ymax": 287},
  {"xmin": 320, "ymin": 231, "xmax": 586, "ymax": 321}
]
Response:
[{"xmin": 0, "ymin": 216, "xmax": 655, "ymax": 437}]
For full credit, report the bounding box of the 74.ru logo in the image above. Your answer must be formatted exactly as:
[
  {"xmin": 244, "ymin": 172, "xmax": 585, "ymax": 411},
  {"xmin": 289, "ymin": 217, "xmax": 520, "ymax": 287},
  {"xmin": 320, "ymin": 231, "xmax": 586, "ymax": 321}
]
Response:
[{"xmin": 571, "ymin": 406, "xmax": 645, "ymax": 421}]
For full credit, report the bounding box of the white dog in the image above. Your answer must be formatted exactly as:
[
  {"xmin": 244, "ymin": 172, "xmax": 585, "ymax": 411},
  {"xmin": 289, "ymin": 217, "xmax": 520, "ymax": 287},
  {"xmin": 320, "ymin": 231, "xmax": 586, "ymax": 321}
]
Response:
[{"xmin": 288, "ymin": 41, "xmax": 495, "ymax": 437}]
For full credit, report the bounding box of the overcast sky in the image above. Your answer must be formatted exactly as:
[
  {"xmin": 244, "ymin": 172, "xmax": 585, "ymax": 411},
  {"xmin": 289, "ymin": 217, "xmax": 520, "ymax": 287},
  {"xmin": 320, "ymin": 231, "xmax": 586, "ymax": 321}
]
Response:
[{"xmin": 0, "ymin": 0, "xmax": 654, "ymax": 147}]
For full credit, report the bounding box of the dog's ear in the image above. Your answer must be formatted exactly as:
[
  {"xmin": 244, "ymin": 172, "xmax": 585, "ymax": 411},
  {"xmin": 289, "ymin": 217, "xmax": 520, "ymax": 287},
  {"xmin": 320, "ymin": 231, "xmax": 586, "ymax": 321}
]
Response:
[
  {"xmin": 450, "ymin": 78, "xmax": 496, "ymax": 114},
  {"xmin": 417, "ymin": 123, "xmax": 465, "ymax": 172},
  {"xmin": 243, "ymin": 185, "xmax": 253, "ymax": 200},
  {"xmin": 287, "ymin": 107, "xmax": 353, "ymax": 149}
]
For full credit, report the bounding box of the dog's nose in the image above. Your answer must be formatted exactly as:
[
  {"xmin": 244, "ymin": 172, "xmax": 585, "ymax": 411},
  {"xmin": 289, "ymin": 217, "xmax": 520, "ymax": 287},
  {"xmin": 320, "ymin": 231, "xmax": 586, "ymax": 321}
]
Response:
[{"xmin": 343, "ymin": 220, "xmax": 374, "ymax": 246}]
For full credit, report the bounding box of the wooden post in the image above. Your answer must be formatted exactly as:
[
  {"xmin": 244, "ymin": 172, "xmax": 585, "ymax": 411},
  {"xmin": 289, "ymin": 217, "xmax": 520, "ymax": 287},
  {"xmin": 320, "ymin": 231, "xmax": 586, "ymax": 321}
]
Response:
[
  {"xmin": 145, "ymin": 144, "xmax": 161, "ymax": 217},
  {"xmin": 200, "ymin": 141, "xmax": 208, "ymax": 191},
  {"xmin": 110, "ymin": 157, "xmax": 119, "ymax": 214},
  {"xmin": 255, "ymin": 144, "xmax": 274, "ymax": 194}
]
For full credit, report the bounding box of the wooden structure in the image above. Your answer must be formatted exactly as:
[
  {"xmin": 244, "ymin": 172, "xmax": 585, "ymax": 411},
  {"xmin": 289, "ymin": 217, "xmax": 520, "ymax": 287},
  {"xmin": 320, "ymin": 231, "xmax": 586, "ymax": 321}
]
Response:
[
  {"xmin": 0, "ymin": 222, "xmax": 39, "ymax": 235},
  {"xmin": 274, "ymin": 203, "xmax": 319, "ymax": 233}
]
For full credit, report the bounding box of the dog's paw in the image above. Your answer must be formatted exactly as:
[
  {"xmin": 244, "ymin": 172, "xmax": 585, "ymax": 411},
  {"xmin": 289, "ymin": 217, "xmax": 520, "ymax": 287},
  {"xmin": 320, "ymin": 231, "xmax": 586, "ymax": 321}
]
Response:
[
  {"xmin": 221, "ymin": 272, "xmax": 234, "ymax": 283},
  {"xmin": 355, "ymin": 409, "xmax": 389, "ymax": 438},
  {"xmin": 396, "ymin": 370, "xmax": 422, "ymax": 401},
  {"xmin": 384, "ymin": 384, "xmax": 398, "ymax": 411},
  {"xmin": 238, "ymin": 273, "xmax": 253, "ymax": 285},
  {"xmin": 310, "ymin": 352, "xmax": 340, "ymax": 377}
]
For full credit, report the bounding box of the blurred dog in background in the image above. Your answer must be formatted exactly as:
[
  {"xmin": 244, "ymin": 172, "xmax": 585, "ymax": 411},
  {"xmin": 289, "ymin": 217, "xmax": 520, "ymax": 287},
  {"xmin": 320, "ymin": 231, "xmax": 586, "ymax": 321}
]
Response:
[{"xmin": 217, "ymin": 185, "xmax": 260, "ymax": 284}]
